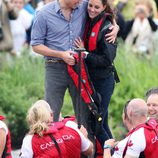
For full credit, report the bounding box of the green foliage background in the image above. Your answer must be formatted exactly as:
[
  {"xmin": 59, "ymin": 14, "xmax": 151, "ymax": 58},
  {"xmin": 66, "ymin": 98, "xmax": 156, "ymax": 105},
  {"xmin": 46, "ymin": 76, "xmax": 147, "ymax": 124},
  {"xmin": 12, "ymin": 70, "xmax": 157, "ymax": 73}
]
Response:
[
  {"xmin": 0, "ymin": 53, "xmax": 44, "ymax": 148},
  {"xmin": 0, "ymin": 44, "xmax": 158, "ymax": 147}
]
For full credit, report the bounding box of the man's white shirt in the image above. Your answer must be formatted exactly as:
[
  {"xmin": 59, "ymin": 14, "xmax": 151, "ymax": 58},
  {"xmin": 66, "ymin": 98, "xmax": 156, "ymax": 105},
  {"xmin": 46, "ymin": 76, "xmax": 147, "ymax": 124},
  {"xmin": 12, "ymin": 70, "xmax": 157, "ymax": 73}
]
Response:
[{"xmin": 113, "ymin": 127, "xmax": 146, "ymax": 158}]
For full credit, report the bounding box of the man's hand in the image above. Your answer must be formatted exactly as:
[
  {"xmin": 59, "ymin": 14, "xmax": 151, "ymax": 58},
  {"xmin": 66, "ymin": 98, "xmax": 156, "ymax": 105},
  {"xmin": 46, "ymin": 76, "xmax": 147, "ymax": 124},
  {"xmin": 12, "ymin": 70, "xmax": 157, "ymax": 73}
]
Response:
[
  {"xmin": 60, "ymin": 51, "xmax": 75, "ymax": 65},
  {"xmin": 104, "ymin": 139, "xmax": 116, "ymax": 148},
  {"xmin": 105, "ymin": 24, "xmax": 119, "ymax": 43}
]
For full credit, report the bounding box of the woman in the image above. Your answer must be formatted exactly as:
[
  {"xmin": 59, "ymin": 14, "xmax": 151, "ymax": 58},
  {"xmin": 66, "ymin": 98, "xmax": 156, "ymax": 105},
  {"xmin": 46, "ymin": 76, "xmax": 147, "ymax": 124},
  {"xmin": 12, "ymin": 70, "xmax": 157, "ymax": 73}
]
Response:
[
  {"xmin": 20, "ymin": 100, "xmax": 93, "ymax": 158},
  {"xmin": 74, "ymin": 0, "xmax": 118, "ymax": 148},
  {"xmin": 124, "ymin": 0, "xmax": 157, "ymax": 55},
  {"xmin": 10, "ymin": 0, "xmax": 33, "ymax": 56}
]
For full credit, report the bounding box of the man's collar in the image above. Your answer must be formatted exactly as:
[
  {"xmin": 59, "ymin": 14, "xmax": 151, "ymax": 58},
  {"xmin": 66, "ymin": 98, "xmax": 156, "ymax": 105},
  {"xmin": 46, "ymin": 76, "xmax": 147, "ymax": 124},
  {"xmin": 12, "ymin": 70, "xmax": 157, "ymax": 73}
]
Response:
[
  {"xmin": 54, "ymin": 0, "xmax": 60, "ymax": 13},
  {"xmin": 55, "ymin": 0, "xmax": 79, "ymax": 13}
]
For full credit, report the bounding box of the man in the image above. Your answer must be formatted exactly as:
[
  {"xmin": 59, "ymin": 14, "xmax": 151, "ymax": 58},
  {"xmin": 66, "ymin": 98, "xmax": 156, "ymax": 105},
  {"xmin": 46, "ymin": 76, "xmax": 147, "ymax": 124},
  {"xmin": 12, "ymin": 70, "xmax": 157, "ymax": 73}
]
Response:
[
  {"xmin": 103, "ymin": 98, "xmax": 158, "ymax": 158},
  {"xmin": 31, "ymin": 0, "xmax": 118, "ymax": 131},
  {"xmin": 146, "ymin": 88, "xmax": 158, "ymax": 122}
]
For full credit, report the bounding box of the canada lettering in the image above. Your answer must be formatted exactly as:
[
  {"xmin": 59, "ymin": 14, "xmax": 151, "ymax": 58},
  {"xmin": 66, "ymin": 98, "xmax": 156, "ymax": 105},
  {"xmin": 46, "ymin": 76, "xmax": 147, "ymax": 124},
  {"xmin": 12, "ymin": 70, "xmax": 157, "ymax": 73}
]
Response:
[
  {"xmin": 40, "ymin": 135, "xmax": 75, "ymax": 149},
  {"xmin": 151, "ymin": 136, "xmax": 158, "ymax": 144}
]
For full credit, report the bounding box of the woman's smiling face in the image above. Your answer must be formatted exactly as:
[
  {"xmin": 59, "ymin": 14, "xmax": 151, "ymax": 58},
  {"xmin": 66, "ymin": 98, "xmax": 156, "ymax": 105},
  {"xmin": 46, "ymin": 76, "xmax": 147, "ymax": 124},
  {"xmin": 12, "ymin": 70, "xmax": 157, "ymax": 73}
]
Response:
[{"xmin": 88, "ymin": 0, "xmax": 106, "ymax": 19}]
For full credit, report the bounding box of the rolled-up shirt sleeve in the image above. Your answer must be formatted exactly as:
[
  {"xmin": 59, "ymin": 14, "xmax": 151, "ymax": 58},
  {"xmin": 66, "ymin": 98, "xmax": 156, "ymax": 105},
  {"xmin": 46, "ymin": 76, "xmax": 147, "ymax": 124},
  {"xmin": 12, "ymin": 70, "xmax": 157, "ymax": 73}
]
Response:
[{"xmin": 31, "ymin": 11, "xmax": 47, "ymax": 46}]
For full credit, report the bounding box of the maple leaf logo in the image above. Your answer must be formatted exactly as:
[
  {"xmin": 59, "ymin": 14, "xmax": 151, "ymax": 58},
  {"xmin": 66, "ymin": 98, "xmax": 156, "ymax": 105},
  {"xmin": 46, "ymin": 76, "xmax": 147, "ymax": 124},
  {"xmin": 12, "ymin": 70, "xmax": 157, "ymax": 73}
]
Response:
[
  {"xmin": 128, "ymin": 140, "xmax": 133, "ymax": 147},
  {"xmin": 115, "ymin": 146, "xmax": 119, "ymax": 151}
]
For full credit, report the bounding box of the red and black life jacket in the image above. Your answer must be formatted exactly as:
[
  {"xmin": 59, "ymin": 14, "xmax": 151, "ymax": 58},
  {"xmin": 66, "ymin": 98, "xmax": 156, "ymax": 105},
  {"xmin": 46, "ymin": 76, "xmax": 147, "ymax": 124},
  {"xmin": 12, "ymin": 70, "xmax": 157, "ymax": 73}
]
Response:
[
  {"xmin": 0, "ymin": 115, "xmax": 12, "ymax": 158},
  {"xmin": 67, "ymin": 54, "xmax": 103, "ymax": 157},
  {"xmin": 123, "ymin": 119, "xmax": 158, "ymax": 158},
  {"xmin": 67, "ymin": 53, "xmax": 102, "ymax": 123},
  {"xmin": 95, "ymin": 138, "xmax": 104, "ymax": 158},
  {"xmin": 84, "ymin": 12, "xmax": 112, "ymax": 52},
  {"xmin": 84, "ymin": 15, "xmax": 104, "ymax": 52},
  {"xmin": 84, "ymin": 12, "xmax": 120, "ymax": 83},
  {"xmin": 32, "ymin": 116, "xmax": 81, "ymax": 158}
]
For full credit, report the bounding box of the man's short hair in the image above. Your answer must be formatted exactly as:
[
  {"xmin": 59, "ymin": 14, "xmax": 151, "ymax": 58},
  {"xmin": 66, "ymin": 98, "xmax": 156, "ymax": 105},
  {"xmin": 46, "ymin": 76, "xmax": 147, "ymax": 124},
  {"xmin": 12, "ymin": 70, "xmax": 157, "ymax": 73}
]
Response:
[
  {"xmin": 145, "ymin": 88, "xmax": 158, "ymax": 100},
  {"xmin": 123, "ymin": 98, "xmax": 147, "ymax": 119}
]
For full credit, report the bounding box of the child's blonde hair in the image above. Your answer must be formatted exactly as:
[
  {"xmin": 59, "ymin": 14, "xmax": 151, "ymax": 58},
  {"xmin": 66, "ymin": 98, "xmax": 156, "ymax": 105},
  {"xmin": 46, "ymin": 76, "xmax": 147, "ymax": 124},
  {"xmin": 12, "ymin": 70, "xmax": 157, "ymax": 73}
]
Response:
[{"xmin": 27, "ymin": 100, "xmax": 53, "ymax": 137}]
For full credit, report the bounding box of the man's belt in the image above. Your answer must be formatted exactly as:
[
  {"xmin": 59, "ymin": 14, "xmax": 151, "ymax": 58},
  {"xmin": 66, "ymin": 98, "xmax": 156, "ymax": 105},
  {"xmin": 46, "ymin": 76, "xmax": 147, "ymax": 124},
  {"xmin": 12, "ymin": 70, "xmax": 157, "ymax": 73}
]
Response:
[{"xmin": 45, "ymin": 59, "xmax": 64, "ymax": 63}]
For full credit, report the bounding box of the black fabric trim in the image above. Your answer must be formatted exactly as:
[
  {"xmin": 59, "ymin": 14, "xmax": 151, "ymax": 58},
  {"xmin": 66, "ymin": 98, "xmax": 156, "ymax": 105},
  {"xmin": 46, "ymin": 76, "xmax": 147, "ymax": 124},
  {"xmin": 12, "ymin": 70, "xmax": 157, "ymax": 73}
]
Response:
[{"xmin": 50, "ymin": 134, "xmax": 62, "ymax": 158}]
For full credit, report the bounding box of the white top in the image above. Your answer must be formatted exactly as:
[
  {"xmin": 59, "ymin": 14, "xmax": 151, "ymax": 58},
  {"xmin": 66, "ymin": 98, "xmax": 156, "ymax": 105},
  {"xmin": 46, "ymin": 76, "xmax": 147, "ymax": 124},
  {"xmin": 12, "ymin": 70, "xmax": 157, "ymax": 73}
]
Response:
[
  {"xmin": 0, "ymin": 0, "xmax": 2, "ymax": 10},
  {"xmin": 0, "ymin": 120, "xmax": 8, "ymax": 135},
  {"xmin": 125, "ymin": 17, "xmax": 154, "ymax": 54},
  {"xmin": 10, "ymin": 9, "xmax": 33, "ymax": 55},
  {"xmin": 113, "ymin": 127, "xmax": 146, "ymax": 158},
  {"xmin": 20, "ymin": 121, "xmax": 90, "ymax": 158}
]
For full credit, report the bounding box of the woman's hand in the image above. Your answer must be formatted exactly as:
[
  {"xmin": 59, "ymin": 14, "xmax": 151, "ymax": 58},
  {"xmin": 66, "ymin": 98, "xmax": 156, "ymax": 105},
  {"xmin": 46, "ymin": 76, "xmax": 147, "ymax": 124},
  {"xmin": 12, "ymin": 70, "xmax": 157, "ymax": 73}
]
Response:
[{"xmin": 74, "ymin": 37, "xmax": 84, "ymax": 48}]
